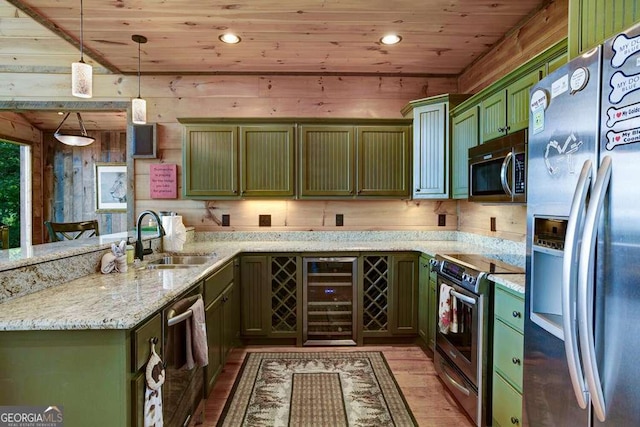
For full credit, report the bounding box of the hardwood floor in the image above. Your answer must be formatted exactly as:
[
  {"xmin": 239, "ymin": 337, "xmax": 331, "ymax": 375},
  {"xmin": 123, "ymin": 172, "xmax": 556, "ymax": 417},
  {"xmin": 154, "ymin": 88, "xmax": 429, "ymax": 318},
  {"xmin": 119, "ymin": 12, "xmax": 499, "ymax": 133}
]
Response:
[{"xmin": 199, "ymin": 344, "xmax": 474, "ymax": 427}]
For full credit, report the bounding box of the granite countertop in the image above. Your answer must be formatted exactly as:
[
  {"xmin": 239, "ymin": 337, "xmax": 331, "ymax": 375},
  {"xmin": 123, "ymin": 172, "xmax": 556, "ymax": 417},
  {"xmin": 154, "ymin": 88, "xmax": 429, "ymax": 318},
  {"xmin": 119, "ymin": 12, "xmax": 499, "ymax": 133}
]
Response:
[
  {"xmin": 488, "ymin": 273, "xmax": 525, "ymax": 294},
  {"xmin": 0, "ymin": 237, "xmax": 526, "ymax": 331}
]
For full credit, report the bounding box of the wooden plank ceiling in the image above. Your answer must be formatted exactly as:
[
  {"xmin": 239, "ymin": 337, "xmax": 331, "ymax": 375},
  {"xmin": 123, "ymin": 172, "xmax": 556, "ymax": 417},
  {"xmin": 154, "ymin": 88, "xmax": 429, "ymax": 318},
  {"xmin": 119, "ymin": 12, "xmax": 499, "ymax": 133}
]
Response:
[{"xmin": 1, "ymin": 0, "xmax": 548, "ymax": 130}]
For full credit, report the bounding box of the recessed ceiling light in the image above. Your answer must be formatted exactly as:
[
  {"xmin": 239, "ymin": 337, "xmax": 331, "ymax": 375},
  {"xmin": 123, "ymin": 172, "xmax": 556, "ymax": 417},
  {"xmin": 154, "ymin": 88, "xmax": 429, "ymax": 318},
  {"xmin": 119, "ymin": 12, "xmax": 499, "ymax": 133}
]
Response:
[
  {"xmin": 380, "ymin": 34, "xmax": 402, "ymax": 45},
  {"xmin": 219, "ymin": 33, "xmax": 241, "ymax": 44}
]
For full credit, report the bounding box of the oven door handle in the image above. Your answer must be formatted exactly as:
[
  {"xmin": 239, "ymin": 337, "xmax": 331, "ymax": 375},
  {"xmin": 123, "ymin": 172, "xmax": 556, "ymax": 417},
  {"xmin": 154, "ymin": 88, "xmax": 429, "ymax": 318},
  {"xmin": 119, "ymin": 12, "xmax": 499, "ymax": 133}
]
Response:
[
  {"xmin": 441, "ymin": 362, "xmax": 471, "ymax": 396},
  {"xmin": 500, "ymin": 151, "xmax": 514, "ymax": 197},
  {"xmin": 450, "ymin": 289, "xmax": 476, "ymax": 306}
]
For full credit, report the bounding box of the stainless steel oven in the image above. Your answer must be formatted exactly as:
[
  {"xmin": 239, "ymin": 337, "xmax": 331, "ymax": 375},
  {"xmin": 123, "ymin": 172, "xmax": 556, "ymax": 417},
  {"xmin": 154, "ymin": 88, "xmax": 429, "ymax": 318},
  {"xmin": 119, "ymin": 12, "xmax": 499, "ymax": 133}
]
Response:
[{"xmin": 430, "ymin": 254, "xmax": 523, "ymax": 427}]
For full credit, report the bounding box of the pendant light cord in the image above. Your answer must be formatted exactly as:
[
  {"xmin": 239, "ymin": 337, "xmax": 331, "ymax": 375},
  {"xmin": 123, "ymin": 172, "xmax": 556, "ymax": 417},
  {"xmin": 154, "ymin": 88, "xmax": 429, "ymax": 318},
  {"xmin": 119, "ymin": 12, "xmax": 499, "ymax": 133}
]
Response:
[
  {"xmin": 79, "ymin": 0, "xmax": 84, "ymax": 62},
  {"xmin": 137, "ymin": 39, "xmax": 141, "ymax": 98}
]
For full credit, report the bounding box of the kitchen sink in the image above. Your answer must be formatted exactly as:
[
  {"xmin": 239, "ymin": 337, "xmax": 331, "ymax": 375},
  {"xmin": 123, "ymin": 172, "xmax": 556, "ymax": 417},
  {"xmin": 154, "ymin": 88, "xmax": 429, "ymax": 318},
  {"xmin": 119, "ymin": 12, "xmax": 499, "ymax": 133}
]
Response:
[
  {"xmin": 146, "ymin": 264, "xmax": 196, "ymax": 270},
  {"xmin": 148, "ymin": 255, "xmax": 213, "ymax": 265},
  {"xmin": 146, "ymin": 255, "xmax": 215, "ymax": 269}
]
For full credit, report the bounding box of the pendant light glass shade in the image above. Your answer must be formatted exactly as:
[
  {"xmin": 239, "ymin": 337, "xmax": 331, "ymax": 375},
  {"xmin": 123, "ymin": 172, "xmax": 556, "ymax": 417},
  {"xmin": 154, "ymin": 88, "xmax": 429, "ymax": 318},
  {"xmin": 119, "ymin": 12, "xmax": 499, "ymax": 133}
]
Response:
[
  {"xmin": 131, "ymin": 34, "xmax": 148, "ymax": 124},
  {"xmin": 54, "ymin": 112, "xmax": 95, "ymax": 147},
  {"xmin": 132, "ymin": 97, "xmax": 147, "ymax": 124},
  {"xmin": 72, "ymin": 0, "xmax": 92, "ymax": 98}
]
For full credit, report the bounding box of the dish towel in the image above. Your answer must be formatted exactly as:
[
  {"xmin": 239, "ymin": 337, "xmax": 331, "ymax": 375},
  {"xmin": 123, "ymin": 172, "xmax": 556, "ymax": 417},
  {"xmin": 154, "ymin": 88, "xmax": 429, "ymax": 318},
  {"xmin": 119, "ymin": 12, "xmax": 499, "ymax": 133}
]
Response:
[
  {"xmin": 184, "ymin": 297, "xmax": 208, "ymax": 369},
  {"xmin": 144, "ymin": 340, "xmax": 165, "ymax": 427},
  {"xmin": 438, "ymin": 283, "xmax": 453, "ymax": 334},
  {"xmin": 450, "ymin": 293, "xmax": 460, "ymax": 334}
]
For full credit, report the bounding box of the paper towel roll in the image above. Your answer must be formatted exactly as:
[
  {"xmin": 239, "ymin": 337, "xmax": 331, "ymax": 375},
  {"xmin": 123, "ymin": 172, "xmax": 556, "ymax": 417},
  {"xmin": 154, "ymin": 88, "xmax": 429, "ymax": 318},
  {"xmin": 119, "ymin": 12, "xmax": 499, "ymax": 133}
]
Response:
[{"xmin": 162, "ymin": 215, "xmax": 186, "ymax": 252}]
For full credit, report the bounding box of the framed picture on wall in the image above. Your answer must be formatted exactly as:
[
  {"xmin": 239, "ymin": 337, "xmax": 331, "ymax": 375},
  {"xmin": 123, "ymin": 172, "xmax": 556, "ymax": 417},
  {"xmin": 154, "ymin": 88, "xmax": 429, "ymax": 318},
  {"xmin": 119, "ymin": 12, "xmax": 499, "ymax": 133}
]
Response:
[{"xmin": 95, "ymin": 162, "xmax": 127, "ymax": 212}]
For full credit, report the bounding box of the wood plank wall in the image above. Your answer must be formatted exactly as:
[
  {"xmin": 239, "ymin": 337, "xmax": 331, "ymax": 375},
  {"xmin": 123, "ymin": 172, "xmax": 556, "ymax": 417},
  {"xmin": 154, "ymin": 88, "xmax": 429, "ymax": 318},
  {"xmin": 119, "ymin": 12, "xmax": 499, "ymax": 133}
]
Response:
[
  {"xmin": 0, "ymin": 111, "xmax": 44, "ymax": 244},
  {"xmin": 1, "ymin": 0, "xmax": 568, "ymax": 244},
  {"xmin": 457, "ymin": 0, "xmax": 569, "ymax": 94},
  {"xmin": 42, "ymin": 130, "xmax": 128, "ymax": 242}
]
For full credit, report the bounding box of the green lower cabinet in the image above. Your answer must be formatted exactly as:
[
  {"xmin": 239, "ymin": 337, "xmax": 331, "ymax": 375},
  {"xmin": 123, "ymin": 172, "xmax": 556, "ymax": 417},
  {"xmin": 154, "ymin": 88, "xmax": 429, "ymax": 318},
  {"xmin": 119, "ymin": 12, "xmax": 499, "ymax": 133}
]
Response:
[
  {"xmin": 240, "ymin": 255, "xmax": 271, "ymax": 336},
  {"xmin": 418, "ymin": 255, "xmax": 431, "ymax": 345},
  {"xmin": 428, "ymin": 274, "xmax": 437, "ymax": 350},
  {"xmin": 492, "ymin": 370, "xmax": 523, "ymax": 426},
  {"xmin": 206, "ymin": 291, "xmax": 225, "ymax": 392},
  {"xmin": 492, "ymin": 283, "xmax": 525, "ymax": 427},
  {"xmin": 390, "ymin": 253, "xmax": 418, "ymax": 334}
]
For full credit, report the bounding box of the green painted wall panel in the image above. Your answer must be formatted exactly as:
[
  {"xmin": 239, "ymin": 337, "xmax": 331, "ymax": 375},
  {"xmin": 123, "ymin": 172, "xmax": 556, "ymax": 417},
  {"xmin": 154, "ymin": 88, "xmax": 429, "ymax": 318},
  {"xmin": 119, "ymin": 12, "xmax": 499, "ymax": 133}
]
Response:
[{"xmin": 0, "ymin": 330, "xmax": 129, "ymax": 427}]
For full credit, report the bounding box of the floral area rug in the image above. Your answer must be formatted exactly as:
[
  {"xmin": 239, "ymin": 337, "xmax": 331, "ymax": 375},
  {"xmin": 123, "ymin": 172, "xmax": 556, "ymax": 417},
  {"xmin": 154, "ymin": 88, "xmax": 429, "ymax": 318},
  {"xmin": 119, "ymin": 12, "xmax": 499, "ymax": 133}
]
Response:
[{"xmin": 217, "ymin": 351, "xmax": 417, "ymax": 427}]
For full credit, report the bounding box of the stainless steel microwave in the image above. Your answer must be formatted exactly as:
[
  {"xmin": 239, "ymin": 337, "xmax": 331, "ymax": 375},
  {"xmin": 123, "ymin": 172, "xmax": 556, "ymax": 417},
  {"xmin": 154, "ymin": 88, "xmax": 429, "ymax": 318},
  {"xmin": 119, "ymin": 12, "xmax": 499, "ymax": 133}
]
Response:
[{"xmin": 468, "ymin": 129, "xmax": 527, "ymax": 203}]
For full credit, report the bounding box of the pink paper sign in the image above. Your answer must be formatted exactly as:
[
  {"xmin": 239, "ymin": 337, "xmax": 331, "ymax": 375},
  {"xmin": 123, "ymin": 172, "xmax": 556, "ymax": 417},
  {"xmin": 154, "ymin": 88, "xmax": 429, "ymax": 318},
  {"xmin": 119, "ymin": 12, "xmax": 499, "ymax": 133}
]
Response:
[{"xmin": 150, "ymin": 164, "xmax": 178, "ymax": 199}]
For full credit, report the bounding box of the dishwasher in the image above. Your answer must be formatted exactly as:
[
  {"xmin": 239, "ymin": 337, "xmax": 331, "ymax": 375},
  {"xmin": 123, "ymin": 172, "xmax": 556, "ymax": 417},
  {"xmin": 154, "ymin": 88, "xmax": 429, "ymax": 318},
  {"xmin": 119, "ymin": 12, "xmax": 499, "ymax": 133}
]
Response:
[
  {"xmin": 162, "ymin": 284, "xmax": 204, "ymax": 427},
  {"xmin": 302, "ymin": 257, "xmax": 357, "ymax": 345}
]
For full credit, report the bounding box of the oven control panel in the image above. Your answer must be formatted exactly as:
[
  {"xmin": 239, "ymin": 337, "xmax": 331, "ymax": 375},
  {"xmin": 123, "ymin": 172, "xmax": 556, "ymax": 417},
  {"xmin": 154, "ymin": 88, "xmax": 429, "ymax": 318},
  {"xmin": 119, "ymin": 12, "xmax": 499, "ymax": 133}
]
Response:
[{"xmin": 435, "ymin": 259, "xmax": 482, "ymax": 293}]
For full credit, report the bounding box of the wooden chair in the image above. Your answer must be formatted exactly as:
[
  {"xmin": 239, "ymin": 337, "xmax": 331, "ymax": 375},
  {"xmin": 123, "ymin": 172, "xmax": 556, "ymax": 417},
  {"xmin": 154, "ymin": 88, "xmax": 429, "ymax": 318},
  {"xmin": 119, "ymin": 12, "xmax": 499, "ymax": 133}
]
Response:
[
  {"xmin": 44, "ymin": 220, "xmax": 100, "ymax": 242},
  {"xmin": 0, "ymin": 225, "xmax": 8, "ymax": 249}
]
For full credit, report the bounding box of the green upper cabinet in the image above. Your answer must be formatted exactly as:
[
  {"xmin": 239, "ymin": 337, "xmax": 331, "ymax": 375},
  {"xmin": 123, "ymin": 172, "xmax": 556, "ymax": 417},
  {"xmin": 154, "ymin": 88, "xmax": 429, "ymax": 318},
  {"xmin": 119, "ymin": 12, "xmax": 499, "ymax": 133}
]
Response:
[
  {"xmin": 183, "ymin": 125, "xmax": 238, "ymax": 198},
  {"xmin": 480, "ymin": 67, "xmax": 543, "ymax": 143},
  {"xmin": 241, "ymin": 125, "xmax": 295, "ymax": 197},
  {"xmin": 402, "ymin": 94, "xmax": 469, "ymax": 200},
  {"xmin": 298, "ymin": 123, "xmax": 410, "ymax": 199},
  {"xmin": 451, "ymin": 105, "xmax": 479, "ymax": 199},
  {"xmin": 569, "ymin": 0, "xmax": 640, "ymax": 59},
  {"xmin": 182, "ymin": 123, "xmax": 294, "ymax": 199},
  {"xmin": 299, "ymin": 125, "xmax": 355, "ymax": 197},
  {"xmin": 357, "ymin": 126, "xmax": 411, "ymax": 198}
]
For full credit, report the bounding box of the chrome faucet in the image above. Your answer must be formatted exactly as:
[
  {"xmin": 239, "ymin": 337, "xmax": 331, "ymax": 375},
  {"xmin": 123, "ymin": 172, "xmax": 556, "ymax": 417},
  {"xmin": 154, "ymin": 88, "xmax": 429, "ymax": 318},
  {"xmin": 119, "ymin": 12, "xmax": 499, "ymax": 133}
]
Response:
[{"xmin": 135, "ymin": 210, "xmax": 166, "ymax": 261}]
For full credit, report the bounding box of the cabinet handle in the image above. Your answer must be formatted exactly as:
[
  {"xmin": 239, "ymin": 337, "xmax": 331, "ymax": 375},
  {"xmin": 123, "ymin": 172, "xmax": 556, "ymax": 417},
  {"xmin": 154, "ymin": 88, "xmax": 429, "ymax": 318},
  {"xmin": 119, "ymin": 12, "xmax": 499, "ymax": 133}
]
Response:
[
  {"xmin": 512, "ymin": 311, "xmax": 521, "ymax": 318},
  {"xmin": 512, "ymin": 357, "xmax": 521, "ymax": 365},
  {"xmin": 506, "ymin": 125, "xmax": 511, "ymax": 132},
  {"xmin": 416, "ymin": 188, "xmax": 420, "ymax": 192},
  {"xmin": 511, "ymin": 416, "xmax": 520, "ymax": 425},
  {"xmin": 498, "ymin": 126, "xmax": 504, "ymax": 133}
]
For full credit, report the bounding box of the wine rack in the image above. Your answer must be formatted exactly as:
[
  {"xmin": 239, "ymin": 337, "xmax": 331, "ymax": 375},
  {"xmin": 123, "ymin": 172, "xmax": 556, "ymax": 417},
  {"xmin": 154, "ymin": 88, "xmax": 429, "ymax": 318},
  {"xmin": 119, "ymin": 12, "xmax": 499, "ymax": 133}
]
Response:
[
  {"xmin": 362, "ymin": 255, "xmax": 390, "ymax": 332},
  {"xmin": 303, "ymin": 257, "xmax": 357, "ymax": 345}
]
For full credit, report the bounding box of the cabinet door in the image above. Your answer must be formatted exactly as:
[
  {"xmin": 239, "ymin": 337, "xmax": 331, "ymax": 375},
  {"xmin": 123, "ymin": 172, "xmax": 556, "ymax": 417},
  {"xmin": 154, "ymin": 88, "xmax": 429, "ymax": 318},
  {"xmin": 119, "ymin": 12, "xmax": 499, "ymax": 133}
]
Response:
[
  {"xmin": 506, "ymin": 67, "xmax": 544, "ymax": 134},
  {"xmin": 222, "ymin": 282, "xmax": 239, "ymax": 359},
  {"xmin": 183, "ymin": 125, "xmax": 239, "ymax": 197},
  {"xmin": 569, "ymin": 0, "xmax": 640, "ymax": 58},
  {"xmin": 205, "ymin": 293, "xmax": 224, "ymax": 394},
  {"xmin": 481, "ymin": 90, "xmax": 507, "ymax": 142},
  {"xmin": 390, "ymin": 254, "xmax": 418, "ymax": 335},
  {"xmin": 428, "ymin": 275, "xmax": 437, "ymax": 350},
  {"xmin": 492, "ymin": 371, "xmax": 523, "ymax": 427},
  {"xmin": 240, "ymin": 256, "xmax": 270, "ymax": 336},
  {"xmin": 417, "ymin": 255, "xmax": 431, "ymax": 345},
  {"xmin": 413, "ymin": 103, "xmax": 449, "ymax": 198},
  {"xmin": 241, "ymin": 125, "xmax": 295, "ymax": 197},
  {"xmin": 356, "ymin": 126, "xmax": 410, "ymax": 197},
  {"xmin": 451, "ymin": 106, "xmax": 479, "ymax": 199},
  {"xmin": 299, "ymin": 126, "xmax": 355, "ymax": 197}
]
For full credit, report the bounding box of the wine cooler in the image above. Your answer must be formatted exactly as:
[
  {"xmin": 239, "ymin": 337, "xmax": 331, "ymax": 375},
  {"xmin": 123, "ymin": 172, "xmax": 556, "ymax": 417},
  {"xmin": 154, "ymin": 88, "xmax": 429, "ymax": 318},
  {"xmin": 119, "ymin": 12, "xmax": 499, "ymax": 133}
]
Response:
[{"xmin": 303, "ymin": 257, "xmax": 357, "ymax": 345}]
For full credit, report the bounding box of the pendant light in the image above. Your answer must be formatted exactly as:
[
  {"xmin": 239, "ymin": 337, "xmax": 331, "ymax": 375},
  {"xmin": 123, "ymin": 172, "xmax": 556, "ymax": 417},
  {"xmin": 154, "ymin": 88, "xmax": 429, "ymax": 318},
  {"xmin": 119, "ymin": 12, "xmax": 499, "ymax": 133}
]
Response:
[
  {"xmin": 71, "ymin": 0, "xmax": 92, "ymax": 98},
  {"xmin": 132, "ymin": 34, "xmax": 148, "ymax": 124},
  {"xmin": 54, "ymin": 112, "xmax": 96, "ymax": 147}
]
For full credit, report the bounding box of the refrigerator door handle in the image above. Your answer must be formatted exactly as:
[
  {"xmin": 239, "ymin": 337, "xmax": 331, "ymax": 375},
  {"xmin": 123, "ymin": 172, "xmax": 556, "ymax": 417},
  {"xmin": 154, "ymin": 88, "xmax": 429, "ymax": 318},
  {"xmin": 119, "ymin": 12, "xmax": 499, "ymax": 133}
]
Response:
[
  {"xmin": 500, "ymin": 151, "xmax": 514, "ymax": 197},
  {"xmin": 578, "ymin": 155, "xmax": 612, "ymax": 423},
  {"xmin": 562, "ymin": 160, "xmax": 593, "ymax": 409}
]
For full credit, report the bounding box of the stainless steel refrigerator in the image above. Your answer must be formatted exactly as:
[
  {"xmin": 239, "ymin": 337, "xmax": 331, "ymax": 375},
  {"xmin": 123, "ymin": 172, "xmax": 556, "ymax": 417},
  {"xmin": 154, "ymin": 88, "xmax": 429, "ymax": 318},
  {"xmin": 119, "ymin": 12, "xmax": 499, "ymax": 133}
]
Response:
[{"xmin": 524, "ymin": 22, "xmax": 640, "ymax": 427}]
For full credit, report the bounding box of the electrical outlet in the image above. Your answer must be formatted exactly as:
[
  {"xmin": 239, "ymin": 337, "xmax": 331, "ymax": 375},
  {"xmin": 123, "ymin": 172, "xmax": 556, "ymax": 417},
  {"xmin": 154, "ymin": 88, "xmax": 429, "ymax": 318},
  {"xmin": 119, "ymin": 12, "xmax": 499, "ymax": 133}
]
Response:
[
  {"xmin": 490, "ymin": 217, "xmax": 497, "ymax": 232},
  {"xmin": 336, "ymin": 214, "xmax": 344, "ymax": 226},
  {"xmin": 438, "ymin": 214, "xmax": 446, "ymax": 227},
  {"xmin": 259, "ymin": 214, "xmax": 271, "ymax": 227},
  {"xmin": 222, "ymin": 214, "xmax": 230, "ymax": 227}
]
